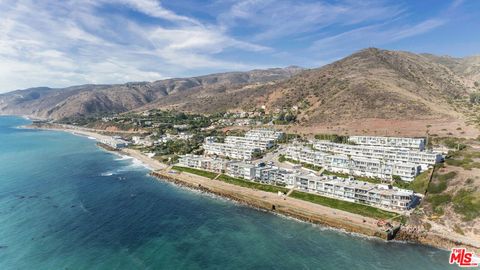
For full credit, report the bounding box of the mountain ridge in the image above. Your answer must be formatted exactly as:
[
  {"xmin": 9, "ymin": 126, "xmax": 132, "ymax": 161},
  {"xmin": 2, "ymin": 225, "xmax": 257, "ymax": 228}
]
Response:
[{"xmin": 1, "ymin": 48, "xmax": 480, "ymax": 137}]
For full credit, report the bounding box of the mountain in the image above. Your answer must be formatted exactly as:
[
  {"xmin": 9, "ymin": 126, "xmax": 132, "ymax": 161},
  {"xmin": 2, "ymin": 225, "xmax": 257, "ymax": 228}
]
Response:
[
  {"xmin": 140, "ymin": 48, "xmax": 480, "ymax": 134},
  {"xmin": 267, "ymin": 48, "xmax": 473, "ymax": 122},
  {"xmin": 0, "ymin": 66, "xmax": 303, "ymax": 119},
  {"xmin": 1, "ymin": 48, "xmax": 480, "ymax": 136}
]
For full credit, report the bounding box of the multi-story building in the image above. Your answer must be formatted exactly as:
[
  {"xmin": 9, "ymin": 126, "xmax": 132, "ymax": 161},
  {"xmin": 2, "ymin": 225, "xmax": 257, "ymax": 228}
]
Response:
[
  {"xmin": 313, "ymin": 140, "xmax": 442, "ymax": 170},
  {"xmin": 203, "ymin": 141, "xmax": 261, "ymax": 160},
  {"xmin": 312, "ymin": 177, "xmax": 418, "ymax": 210},
  {"xmin": 178, "ymin": 154, "xmax": 230, "ymax": 173},
  {"xmin": 285, "ymin": 145, "xmax": 421, "ymax": 181},
  {"xmin": 255, "ymin": 166, "xmax": 296, "ymax": 186},
  {"xmin": 225, "ymin": 136, "xmax": 274, "ymax": 150},
  {"xmin": 245, "ymin": 129, "xmax": 285, "ymax": 141},
  {"xmin": 226, "ymin": 162, "xmax": 257, "ymax": 180},
  {"xmin": 177, "ymin": 157, "xmax": 419, "ymax": 211},
  {"xmin": 348, "ymin": 136, "xmax": 426, "ymax": 151},
  {"xmin": 202, "ymin": 129, "xmax": 283, "ymax": 160}
]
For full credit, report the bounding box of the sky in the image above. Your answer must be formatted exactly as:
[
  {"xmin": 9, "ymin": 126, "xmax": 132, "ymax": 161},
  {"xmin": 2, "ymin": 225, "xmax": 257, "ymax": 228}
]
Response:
[{"xmin": 0, "ymin": 0, "xmax": 479, "ymax": 93}]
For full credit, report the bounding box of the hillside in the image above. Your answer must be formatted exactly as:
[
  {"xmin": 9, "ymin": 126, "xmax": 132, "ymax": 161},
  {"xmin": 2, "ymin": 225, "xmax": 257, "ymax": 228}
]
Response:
[
  {"xmin": 1, "ymin": 48, "xmax": 480, "ymax": 137},
  {"xmin": 0, "ymin": 67, "xmax": 302, "ymax": 119},
  {"xmin": 144, "ymin": 48, "xmax": 480, "ymax": 137}
]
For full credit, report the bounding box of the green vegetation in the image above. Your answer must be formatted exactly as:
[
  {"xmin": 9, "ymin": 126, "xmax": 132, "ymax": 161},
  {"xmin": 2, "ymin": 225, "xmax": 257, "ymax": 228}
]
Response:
[
  {"xmin": 470, "ymin": 92, "xmax": 480, "ymax": 104},
  {"xmin": 322, "ymin": 170, "xmax": 382, "ymax": 184},
  {"xmin": 273, "ymin": 111, "xmax": 296, "ymax": 125},
  {"xmin": 217, "ymin": 174, "xmax": 289, "ymax": 193},
  {"xmin": 314, "ymin": 134, "xmax": 350, "ymax": 143},
  {"xmin": 409, "ymin": 169, "xmax": 431, "ymax": 194},
  {"xmin": 427, "ymin": 194, "xmax": 452, "ymax": 215},
  {"xmin": 277, "ymin": 133, "xmax": 301, "ymax": 144},
  {"xmin": 280, "ymin": 156, "xmax": 322, "ymax": 171},
  {"xmin": 172, "ymin": 166, "xmax": 218, "ymax": 179},
  {"xmin": 302, "ymin": 163, "xmax": 322, "ymax": 172},
  {"xmin": 452, "ymin": 188, "xmax": 480, "ymax": 221},
  {"xmin": 442, "ymin": 137, "xmax": 467, "ymax": 151},
  {"xmin": 446, "ymin": 148, "xmax": 480, "ymax": 170},
  {"xmin": 391, "ymin": 169, "xmax": 434, "ymax": 194},
  {"xmin": 428, "ymin": 171, "xmax": 456, "ymax": 194},
  {"xmin": 289, "ymin": 191, "xmax": 397, "ymax": 220}
]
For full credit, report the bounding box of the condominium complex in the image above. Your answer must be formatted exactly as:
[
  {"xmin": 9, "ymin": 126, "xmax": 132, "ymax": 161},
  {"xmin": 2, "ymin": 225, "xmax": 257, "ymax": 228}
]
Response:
[
  {"xmin": 285, "ymin": 145, "xmax": 421, "ymax": 181},
  {"xmin": 348, "ymin": 136, "xmax": 426, "ymax": 150},
  {"xmin": 203, "ymin": 129, "xmax": 284, "ymax": 160},
  {"xmin": 246, "ymin": 164, "xmax": 418, "ymax": 211},
  {"xmin": 313, "ymin": 140, "xmax": 443, "ymax": 170},
  {"xmin": 176, "ymin": 155, "xmax": 419, "ymax": 211}
]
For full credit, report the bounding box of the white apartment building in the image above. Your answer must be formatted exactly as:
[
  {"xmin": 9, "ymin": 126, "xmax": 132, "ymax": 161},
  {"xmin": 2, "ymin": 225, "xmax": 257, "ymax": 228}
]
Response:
[
  {"xmin": 225, "ymin": 136, "xmax": 274, "ymax": 150},
  {"xmin": 348, "ymin": 136, "xmax": 426, "ymax": 150},
  {"xmin": 203, "ymin": 141, "xmax": 261, "ymax": 160},
  {"xmin": 285, "ymin": 146, "xmax": 420, "ymax": 181},
  {"xmin": 313, "ymin": 177, "xmax": 417, "ymax": 210},
  {"xmin": 255, "ymin": 166, "xmax": 296, "ymax": 186},
  {"xmin": 226, "ymin": 162, "xmax": 257, "ymax": 180},
  {"xmin": 245, "ymin": 129, "xmax": 285, "ymax": 141},
  {"xmin": 177, "ymin": 158, "xmax": 419, "ymax": 211},
  {"xmin": 178, "ymin": 154, "xmax": 230, "ymax": 173},
  {"xmin": 314, "ymin": 140, "xmax": 442, "ymax": 170},
  {"xmin": 202, "ymin": 129, "xmax": 283, "ymax": 160}
]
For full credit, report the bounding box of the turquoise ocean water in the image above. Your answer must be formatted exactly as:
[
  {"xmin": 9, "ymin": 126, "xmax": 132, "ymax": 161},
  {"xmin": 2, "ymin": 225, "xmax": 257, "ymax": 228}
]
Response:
[{"xmin": 0, "ymin": 116, "xmax": 453, "ymax": 269}]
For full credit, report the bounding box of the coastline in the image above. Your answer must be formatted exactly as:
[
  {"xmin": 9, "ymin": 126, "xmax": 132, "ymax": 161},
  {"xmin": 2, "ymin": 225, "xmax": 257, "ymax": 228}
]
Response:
[{"xmin": 26, "ymin": 123, "xmax": 480, "ymax": 253}]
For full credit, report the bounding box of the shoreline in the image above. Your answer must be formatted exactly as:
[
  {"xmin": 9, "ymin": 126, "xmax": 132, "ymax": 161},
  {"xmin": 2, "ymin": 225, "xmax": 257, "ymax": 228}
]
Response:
[{"xmin": 26, "ymin": 123, "xmax": 480, "ymax": 253}]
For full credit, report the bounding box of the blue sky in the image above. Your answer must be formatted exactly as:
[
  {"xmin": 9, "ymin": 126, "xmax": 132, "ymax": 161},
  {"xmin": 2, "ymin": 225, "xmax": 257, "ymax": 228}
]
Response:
[{"xmin": 0, "ymin": 0, "xmax": 479, "ymax": 92}]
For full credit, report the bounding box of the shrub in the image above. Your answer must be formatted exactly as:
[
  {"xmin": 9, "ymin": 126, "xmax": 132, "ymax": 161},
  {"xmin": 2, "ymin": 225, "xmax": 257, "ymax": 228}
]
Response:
[{"xmin": 452, "ymin": 189, "xmax": 480, "ymax": 221}]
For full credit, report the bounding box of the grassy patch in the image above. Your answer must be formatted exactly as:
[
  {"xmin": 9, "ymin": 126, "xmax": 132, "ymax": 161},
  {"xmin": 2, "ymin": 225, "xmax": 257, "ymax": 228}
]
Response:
[
  {"xmin": 172, "ymin": 166, "xmax": 218, "ymax": 179},
  {"xmin": 322, "ymin": 170, "xmax": 382, "ymax": 184},
  {"xmin": 217, "ymin": 174, "xmax": 289, "ymax": 194},
  {"xmin": 282, "ymin": 157, "xmax": 322, "ymax": 171},
  {"xmin": 427, "ymin": 171, "xmax": 456, "ymax": 194},
  {"xmin": 452, "ymin": 188, "xmax": 480, "ymax": 221},
  {"xmin": 445, "ymin": 146, "xmax": 480, "ymax": 170},
  {"xmin": 289, "ymin": 191, "xmax": 397, "ymax": 220},
  {"xmin": 427, "ymin": 194, "xmax": 452, "ymax": 215}
]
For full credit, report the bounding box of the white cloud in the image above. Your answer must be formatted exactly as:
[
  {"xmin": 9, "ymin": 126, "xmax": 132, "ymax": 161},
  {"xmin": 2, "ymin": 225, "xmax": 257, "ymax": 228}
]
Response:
[
  {"xmin": 310, "ymin": 19, "xmax": 446, "ymax": 57},
  {"xmin": 219, "ymin": 0, "xmax": 405, "ymax": 41},
  {"xmin": 0, "ymin": 0, "xmax": 457, "ymax": 92},
  {"xmin": 0, "ymin": 0, "xmax": 269, "ymax": 92}
]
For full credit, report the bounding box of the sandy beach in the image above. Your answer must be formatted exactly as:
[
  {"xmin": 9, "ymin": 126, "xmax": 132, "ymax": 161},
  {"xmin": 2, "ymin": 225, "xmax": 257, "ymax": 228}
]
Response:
[{"xmin": 27, "ymin": 124, "xmax": 167, "ymax": 171}]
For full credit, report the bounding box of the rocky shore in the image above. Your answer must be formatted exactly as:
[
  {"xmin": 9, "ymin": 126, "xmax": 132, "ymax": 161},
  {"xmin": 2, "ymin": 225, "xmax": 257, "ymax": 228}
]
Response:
[
  {"xmin": 150, "ymin": 170, "xmax": 480, "ymax": 253},
  {"xmin": 150, "ymin": 170, "xmax": 388, "ymax": 239}
]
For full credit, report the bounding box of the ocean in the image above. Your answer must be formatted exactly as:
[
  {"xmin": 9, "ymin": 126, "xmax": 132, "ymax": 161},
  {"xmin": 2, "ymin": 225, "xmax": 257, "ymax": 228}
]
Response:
[{"xmin": 0, "ymin": 116, "xmax": 453, "ymax": 269}]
